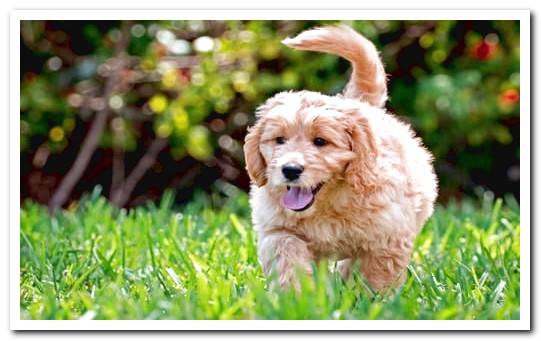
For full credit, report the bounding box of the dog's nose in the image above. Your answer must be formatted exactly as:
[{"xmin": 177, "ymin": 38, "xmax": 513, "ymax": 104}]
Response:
[{"xmin": 282, "ymin": 163, "xmax": 304, "ymax": 181}]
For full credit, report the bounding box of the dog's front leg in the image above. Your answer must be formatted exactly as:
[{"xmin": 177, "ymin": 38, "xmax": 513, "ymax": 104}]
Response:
[
  {"xmin": 258, "ymin": 231, "xmax": 313, "ymax": 290},
  {"xmin": 337, "ymin": 258, "xmax": 354, "ymax": 279}
]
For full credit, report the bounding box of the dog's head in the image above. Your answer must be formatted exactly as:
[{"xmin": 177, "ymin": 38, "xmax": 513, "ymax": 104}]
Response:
[
  {"xmin": 244, "ymin": 92, "xmax": 379, "ymax": 212},
  {"xmin": 244, "ymin": 25, "xmax": 386, "ymax": 213}
]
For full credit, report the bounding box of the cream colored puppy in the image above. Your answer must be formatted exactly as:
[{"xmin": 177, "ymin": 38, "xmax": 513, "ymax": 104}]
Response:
[{"xmin": 244, "ymin": 26, "xmax": 438, "ymax": 291}]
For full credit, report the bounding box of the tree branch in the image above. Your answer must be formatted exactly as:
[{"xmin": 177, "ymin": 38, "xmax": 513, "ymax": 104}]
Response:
[
  {"xmin": 109, "ymin": 124, "xmax": 126, "ymax": 199},
  {"xmin": 48, "ymin": 21, "xmax": 132, "ymax": 212},
  {"xmin": 111, "ymin": 138, "xmax": 168, "ymax": 208}
]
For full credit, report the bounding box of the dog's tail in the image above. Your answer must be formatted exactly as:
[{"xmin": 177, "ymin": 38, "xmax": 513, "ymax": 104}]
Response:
[{"xmin": 282, "ymin": 25, "xmax": 387, "ymax": 108}]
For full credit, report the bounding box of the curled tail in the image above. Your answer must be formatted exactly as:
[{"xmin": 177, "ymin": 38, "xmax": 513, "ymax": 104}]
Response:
[{"xmin": 282, "ymin": 25, "xmax": 388, "ymax": 108}]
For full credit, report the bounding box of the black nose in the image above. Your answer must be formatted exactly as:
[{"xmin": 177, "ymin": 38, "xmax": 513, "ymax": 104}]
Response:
[{"xmin": 282, "ymin": 163, "xmax": 304, "ymax": 181}]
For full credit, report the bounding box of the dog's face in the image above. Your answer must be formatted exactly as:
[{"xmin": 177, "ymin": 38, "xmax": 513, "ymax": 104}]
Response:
[{"xmin": 244, "ymin": 91, "xmax": 378, "ymax": 213}]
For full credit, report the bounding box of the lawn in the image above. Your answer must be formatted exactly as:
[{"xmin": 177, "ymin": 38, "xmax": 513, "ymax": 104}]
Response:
[{"xmin": 20, "ymin": 185, "xmax": 520, "ymax": 320}]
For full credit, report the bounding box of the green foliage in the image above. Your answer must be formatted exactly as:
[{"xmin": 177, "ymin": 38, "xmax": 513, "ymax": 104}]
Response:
[
  {"xmin": 20, "ymin": 188, "xmax": 520, "ymax": 320},
  {"xmin": 20, "ymin": 20, "xmax": 520, "ymax": 202}
]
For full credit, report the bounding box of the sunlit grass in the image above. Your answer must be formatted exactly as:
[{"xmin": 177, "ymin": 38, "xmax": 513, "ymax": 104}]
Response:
[{"xmin": 20, "ymin": 186, "xmax": 520, "ymax": 320}]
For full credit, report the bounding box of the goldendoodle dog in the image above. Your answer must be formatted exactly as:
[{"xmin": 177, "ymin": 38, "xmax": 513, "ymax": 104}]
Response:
[{"xmin": 243, "ymin": 25, "xmax": 438, "ymax": 291}]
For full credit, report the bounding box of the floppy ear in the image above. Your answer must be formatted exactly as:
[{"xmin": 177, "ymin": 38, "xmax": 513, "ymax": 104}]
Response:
[
  {"xmin": 345, "ymin": 115, "xmax": 379, "ymax": 193},
  {"xmin": 244, "ymin": 120, "xmax": 267, "ymax": 187}
]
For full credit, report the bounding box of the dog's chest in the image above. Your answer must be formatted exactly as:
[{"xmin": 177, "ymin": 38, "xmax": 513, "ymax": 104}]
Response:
[{"xmin": 294, "ymin": 215, "xmax": 371, "ymax": 259}]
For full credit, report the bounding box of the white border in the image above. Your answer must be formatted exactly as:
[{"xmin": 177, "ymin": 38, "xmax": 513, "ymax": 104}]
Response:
[
  {"xmin": 10, "ymin": 9, "xmax": 531, "ymax": 331},
  {"xmin": 8, "ymin": 9, "xmax": 533, "ymax": 20}
]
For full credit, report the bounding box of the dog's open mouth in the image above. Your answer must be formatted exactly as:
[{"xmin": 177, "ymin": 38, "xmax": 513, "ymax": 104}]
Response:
[{"xmin": 282, "ymin": 183, "xmax": 323, "ymax": 212}]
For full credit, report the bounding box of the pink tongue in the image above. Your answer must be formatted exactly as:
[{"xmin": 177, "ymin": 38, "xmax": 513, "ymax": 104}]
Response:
[{"xmin": 282, "ymin": 187, "xmax": 314, "ymax": 210}]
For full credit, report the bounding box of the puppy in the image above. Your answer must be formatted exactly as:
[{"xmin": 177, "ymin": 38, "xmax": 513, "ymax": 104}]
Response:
[{"xmin": 243, "ymin": 26, "xmax": 438, "ymax": 291}]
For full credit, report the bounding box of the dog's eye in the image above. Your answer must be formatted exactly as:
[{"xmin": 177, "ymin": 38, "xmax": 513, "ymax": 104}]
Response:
[
  {"xmin": 276, "ymin": 136, "xmax": 286, "ymax": 145},
  {"xmin": 313, "ymin": 137, "xmax": 327, "ymax": 147}
]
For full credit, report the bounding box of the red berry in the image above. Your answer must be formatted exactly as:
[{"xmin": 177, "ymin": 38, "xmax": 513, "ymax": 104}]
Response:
[
  {"xmin": 472, "ymin": 41, "xmax": 497, "ymax": 60},
  {"xmin": 500, "ymin": 89, "xmax": 519, "ymax": 105}
]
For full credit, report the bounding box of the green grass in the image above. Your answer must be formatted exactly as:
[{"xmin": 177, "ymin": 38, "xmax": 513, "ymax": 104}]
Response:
[{"xmin": 20, "ymin": 185, "xmax": 520, "ymax": 320}]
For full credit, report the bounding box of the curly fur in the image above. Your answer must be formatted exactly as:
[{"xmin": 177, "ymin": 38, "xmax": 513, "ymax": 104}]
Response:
[{"xmin": 244, "ymin": 25, "xmax": 438, "ymax": 291}]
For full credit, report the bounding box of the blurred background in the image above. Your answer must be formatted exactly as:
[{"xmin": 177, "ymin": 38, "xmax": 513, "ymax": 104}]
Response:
[{"xmin": 20, "ymin": 20, "xmax": 520, "ymax": 210}]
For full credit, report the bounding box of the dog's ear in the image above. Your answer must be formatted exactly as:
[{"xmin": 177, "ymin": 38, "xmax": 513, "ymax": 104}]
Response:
[
  {"xmin": 345, "ymin": 115, "xmax": 378, "ymax": 193},
  {"xmin": 244, "ymin": 120, "xmax": 267, "ymax": 187}
]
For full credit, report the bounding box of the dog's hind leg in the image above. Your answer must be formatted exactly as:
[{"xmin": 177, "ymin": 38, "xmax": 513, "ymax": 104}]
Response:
[{"xmin": 359, "ymin": 247, "xmax": 412, "ymax": 291}]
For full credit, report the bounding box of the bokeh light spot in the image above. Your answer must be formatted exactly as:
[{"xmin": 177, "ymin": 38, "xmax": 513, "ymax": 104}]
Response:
[
  {"xmin": 193, "ymin": 36, "xmax": 215, "ymax": 53},
  {"xmin": 131, "ymin": 24, "xmax": 146, "ymax": 38},
  {"xmin": 419, "ymin": 33, "xmax": 434, "ymax": 49},
  {"xmin": 156, "ymin": 29, "xmax": 175, "ymax": 46},
  {"xmin": 49, "ymin": 126, "xmax": 65, "ymax": 142},
  {"xmin": 109, "ymin": 95, "xmax": 124, "ymax": 110},
  {"xmin": 67, "ymin": 93, "xmax": 84, "ymax": 107},
  {"xmin": 233, "ymin": 112, "xmax": 248, "ymax": 127},
  {"xmin": 46, "ymin": 56, "xmax": 63, "ymax": 71},
  {"xmin": 169, "ymin": 40, "xmax": 191, "ymax": 55},
  {"xmin": 173, "ymin": 108, "xmax": 189, "ymax": 131},
  {"xmin": 187, "ymin": 126, "xmax": 212, "ymax": 160},
  {"xmin": 432, "ymin": 50, "xmax": 447, "ymax": 63},
  {"xmin": 161, "ymin": 70, "xmax": 178, "ymax": 89},
  {"xmin": 149, "ymin": 94, "xmax": 168, "ymax": 114},
  {"xmin": 156, "ymin": 123, "xmax": 172, "ymax": 138}
]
